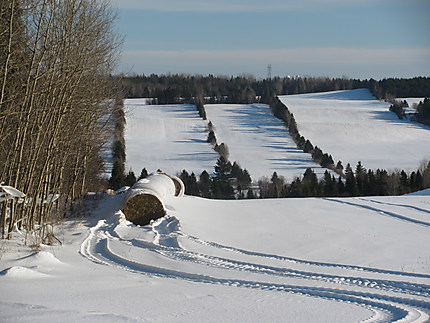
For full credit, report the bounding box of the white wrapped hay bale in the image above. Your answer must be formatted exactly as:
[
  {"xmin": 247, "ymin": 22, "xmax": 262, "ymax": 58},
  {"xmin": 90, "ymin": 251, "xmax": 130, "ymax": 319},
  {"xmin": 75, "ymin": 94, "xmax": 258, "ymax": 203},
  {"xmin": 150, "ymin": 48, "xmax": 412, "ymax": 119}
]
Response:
[
  {"xmin": 123, "ymin": 173, "xmax": 184, "ymax": 225},
  {"xmin": 167, "ymin": 174, "xmax": 185, "ymax": 198}
]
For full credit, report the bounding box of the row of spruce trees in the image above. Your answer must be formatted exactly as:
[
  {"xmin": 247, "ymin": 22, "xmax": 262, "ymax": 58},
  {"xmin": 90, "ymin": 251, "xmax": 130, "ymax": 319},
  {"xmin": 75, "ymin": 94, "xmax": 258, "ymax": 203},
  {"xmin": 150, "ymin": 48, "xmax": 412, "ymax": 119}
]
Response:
[
  {"xmin": 259, "ymin": 162, "xmax": 430, "ymax": 198},
  {"xmin": 172, "ymin": 160, "xmax": 430, "ymax": 200}
]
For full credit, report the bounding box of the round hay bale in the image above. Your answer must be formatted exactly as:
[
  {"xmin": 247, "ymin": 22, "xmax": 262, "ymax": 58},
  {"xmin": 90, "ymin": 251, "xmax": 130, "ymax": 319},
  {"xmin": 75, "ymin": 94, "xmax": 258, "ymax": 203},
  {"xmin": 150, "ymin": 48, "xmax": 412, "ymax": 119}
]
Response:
[
  {"xmin": 123, "ymin": 192, "xmax": 165, "ymax": 226},
  {"xmin": 123, "ymin": 173, "xmax": 184, "ymax": 226}
]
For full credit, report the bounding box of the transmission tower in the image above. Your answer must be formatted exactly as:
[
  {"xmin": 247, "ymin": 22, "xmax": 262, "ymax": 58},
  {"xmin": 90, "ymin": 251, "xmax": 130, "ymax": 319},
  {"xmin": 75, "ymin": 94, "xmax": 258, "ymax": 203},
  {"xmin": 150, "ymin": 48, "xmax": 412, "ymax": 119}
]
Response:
[{"xmin": 267, "ymin": 64, "xmax": 272, "ymax": 80}]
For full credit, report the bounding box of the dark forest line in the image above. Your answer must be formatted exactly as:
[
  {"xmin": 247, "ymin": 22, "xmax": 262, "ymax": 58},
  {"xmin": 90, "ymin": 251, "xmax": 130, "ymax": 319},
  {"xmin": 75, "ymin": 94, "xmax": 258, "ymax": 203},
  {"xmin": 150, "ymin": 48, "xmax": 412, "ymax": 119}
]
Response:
[
  {"xmin": 119, "ymin": 74, "xmax": 430, "ymax": 103},
  {"xmin": 134, "ymin": 158, "xmax": 430, "ymax": 200},
  {"xmin": 119, "ymin": 74, "xmax": 430, "ymax": 125}
]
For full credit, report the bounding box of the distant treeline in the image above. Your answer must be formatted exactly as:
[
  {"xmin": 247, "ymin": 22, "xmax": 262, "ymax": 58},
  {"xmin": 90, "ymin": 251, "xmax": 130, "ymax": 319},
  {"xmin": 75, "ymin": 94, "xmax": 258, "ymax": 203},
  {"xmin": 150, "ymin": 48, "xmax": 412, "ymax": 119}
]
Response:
[
  {"xmin": 118, "ymin": 74, "xmax": 430, "ymax": 104},
  {"xmin": 258, "ymin": 161, "xmax": 430, "ymax": 198},
  {"xmin": 371, "ymin": 77, "xmax": 430, "ymax": 99},
  {"xmin": 137, "ymin": 159, "xmax": 430, "ymax": 200}
]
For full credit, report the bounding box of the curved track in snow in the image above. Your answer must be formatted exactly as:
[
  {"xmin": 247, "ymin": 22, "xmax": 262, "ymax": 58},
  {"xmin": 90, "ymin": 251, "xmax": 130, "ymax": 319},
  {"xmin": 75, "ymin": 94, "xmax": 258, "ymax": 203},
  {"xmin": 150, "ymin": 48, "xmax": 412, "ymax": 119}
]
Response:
[
  {"xmin": 80, "ymin": 210, "xmax": 430, "ymax": 323},
  {"xmin": 324, "ymin": 198, "xmax": 430, "ymax": 228}
]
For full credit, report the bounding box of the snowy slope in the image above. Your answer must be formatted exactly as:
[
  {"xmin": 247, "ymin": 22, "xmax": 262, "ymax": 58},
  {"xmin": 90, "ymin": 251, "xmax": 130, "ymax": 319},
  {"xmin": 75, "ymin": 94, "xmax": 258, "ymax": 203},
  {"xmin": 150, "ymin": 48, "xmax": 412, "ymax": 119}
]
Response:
[
  {"xmin": 2, "ymin": 92, "xmax": 429, "ymax": 322},
  {"xmin": 124, "ymin": 100, "xmax": 218, "ymax": 175},
  {"xmin": 278, "ymin": 89, "xmax": 430, "ymax": 172},
  {"xmin": 1, "ymin": 194, "xmax": 429, "ymax": 322},
  {"xmin": 205, "ymin": 104, "xmax": 327, "ymax": 180},
  {"xmin": 125, "ymin": 100, "xmax": 328, "ymax": 181}
]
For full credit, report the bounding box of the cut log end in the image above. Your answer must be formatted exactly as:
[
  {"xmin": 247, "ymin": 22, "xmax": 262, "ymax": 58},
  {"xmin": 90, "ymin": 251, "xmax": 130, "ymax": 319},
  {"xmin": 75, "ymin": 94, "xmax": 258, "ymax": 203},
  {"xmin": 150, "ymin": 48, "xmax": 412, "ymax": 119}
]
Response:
[{"xmin": 123, "ymin": 193, "xmax": 165, "ymax": 226}]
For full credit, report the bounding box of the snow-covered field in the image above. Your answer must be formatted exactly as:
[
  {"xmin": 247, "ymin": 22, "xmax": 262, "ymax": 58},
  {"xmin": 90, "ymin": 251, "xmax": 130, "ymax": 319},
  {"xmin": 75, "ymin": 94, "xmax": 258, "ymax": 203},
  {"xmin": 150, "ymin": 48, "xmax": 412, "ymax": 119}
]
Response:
[
  {"xmin": 1, "ymin": 192, "xmax": 429, "ymax": 322},
  {"xmin": 124, "ymin": 100, "xmax": 218, "ymax": 176},
  {"xmin": 205, "ymin": 104, "xmax": 326, "ymax": 180},
  {"xmin": 2, "ymin": 90, "xmax": 430, "ymax": 322},
  {"xmin": 125, "ymin": 100, "xmax": 326, "ymax": 181},
  {"xmin": 278, "ymin": 89, "xmax": 430, "ymax": 172}
]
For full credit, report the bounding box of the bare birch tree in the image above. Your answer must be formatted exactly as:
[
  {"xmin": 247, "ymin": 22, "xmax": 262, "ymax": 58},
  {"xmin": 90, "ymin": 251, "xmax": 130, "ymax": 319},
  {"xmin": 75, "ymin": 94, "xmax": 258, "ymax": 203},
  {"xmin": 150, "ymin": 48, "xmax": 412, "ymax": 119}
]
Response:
[{"xmin": 0, "ymin": 0, "xmax": 122, "ymax": 239}]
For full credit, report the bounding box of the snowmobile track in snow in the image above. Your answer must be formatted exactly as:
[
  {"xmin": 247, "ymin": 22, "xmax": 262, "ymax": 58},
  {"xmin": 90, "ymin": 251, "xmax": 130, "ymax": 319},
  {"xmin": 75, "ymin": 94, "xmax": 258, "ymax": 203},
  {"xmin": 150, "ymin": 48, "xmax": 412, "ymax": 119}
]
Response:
[
  {"xmin": 324, "ymin": 198, "xmax": 430, "ymax": 228},
  {"xmin": 80, "ymin": 209, "xmax": 430, "ymax": 323}
]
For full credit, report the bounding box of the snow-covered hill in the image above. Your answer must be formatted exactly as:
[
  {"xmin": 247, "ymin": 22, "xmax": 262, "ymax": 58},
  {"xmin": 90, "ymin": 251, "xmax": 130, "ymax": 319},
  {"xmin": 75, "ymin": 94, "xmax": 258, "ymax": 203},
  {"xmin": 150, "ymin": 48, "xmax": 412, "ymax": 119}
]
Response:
[
  {"xmin": 278, "ymin": 89, "xmax": 430, "ymax": 172},
  {"xmin": 124, "ymin": 100, "xmax": 218, "ymax": 175},
  {"xmin": 2, "ymin": 90, "xmax": 430, "ymax": 322},
  {"xmin": 125, "ymin": 100, "xmax": 327, "ymax": 180},
  {"xmin": 1, "ymin": 193, "xmax": 429, "ymax": 322},
  {"xmin": 205, "ymin": 104, "xmax": 326, "ymax": 180}
]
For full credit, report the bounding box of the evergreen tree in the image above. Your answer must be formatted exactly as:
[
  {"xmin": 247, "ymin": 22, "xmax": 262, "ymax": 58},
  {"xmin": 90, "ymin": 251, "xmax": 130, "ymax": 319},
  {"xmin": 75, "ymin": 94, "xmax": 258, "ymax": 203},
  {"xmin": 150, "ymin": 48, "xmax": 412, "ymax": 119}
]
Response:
[
  {"xmin": 124, "ymin": 170, "xmax": 137, "ymax": 186},
  {"xmin": 239, "ymin": 169, "xmax": 252, "ymax": 188},
  {"xmin": 337, "ymin": 176, "xmax": 345, "ymax": 196},
  {"xmin": 312, "ymin": 146, "xmax": 323, "ymax": 163},
  {"xmin": 345, "ymin": 163, "xmax": 358, "ymax": 196},
  {"xmin": 365, "ymin": 170, "xmax": 377, "ymax": 196},
  {"xmin": 196, "ymin": 100, "xmax": 207, "ymax": 120},
  {"xmin": 212, "ymin": 157, "xmax": 234, "ymax": 199},
  {"xmin": 109, "ymin": 160, "xmax": 125, "ymax": 190},
  {"xmin": 112, "ymin": 140, "xmax": 126, "ymax": 162},
  {"xmin": 188, "ymin": 172, "xmax": 199, "ymax": 195},
  {"xmin": 320, "ymin": 153, "xmax": 334, "ymax": 168},
  {"xmin": 411, "ymin": 171, "xmax": 424, "ymax": 192},
  {"xmin": 336, "ymin": 161, "xmax": 344, "ymax": 172},
  {"xmin": 323, "ymin": 171, "xmax": 337, "ymax": 196},
  {"xmin": 399, "ymin": 170, "xmax": 409, "ymax": 194},
  {"xmin": 207, "ymin": 121, "xmax": 214, "ymax": 132},
  {"xmin": 198, "ymin": 170, "xmax": 212, "ymax": 198},
  {"xmin": 303, "ymin": 140, "xmax": 314, "ymax": 153},
  {"xmin": 179, "ymin": 170, "xmax": 199, "ymax": 196},
  {"xmin": 231, "ymin": 162, "xmax": 242, "ymax": 179},
  {"xmin": 211, "ymin": 178, "xmax": 235, "ymax": 199},
  {"xmin": 297, "ymin": 136, "xmax": 306, "ymax": 150},
  {"xmin": 138, "ymin": 168, "xmax": 148, "ymax": 180},
  {"xmin": 302, "ymin": 168, "xmax": 320, "ymax": 196},
  {"xmin": 375, "ymin": 169, "xmax": 389, "ymax": 195},
  {"xmin": 416, "ymin": 98, "xmax": 430, "ymax": 125},
  {"xmin": 355, "ymin": 161, "xmax": 366, "ymax": 195},
  {"xmin": 207, "ymin": 131, "xmax": 217, "ymax": 144},
  {"xmin": 214, "ymin": 157, "xmax": 232, "ymax": 181},
  {"xmin": 288, "ymin": 178, "xmax": 304, "ymax": 197}
]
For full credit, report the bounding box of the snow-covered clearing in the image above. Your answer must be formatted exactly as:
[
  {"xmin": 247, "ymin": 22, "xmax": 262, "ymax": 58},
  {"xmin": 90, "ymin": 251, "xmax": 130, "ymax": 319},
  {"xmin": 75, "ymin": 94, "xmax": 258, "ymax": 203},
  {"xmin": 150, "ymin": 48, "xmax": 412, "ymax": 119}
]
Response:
[
  {"xmin": 124, "ymin": 100, "xmax": 218, "ymax": 176},
  {"xmin": 1, "ymin": 193, "xmax": 429, "ymax": 322},
  {"xmin": 124, "ymin": 100, "xmax": 327, "ymax": 181},
  {"xmin": 278, "ymin": 89, "xmax": 430, "ymax": 172},
  {"xmin": 2, "ymin": 90, "xmax": 430, "ymax": 322},
  {"xmin": 205, "ymin": 104, "xmax": 326, "ymax": 180}
]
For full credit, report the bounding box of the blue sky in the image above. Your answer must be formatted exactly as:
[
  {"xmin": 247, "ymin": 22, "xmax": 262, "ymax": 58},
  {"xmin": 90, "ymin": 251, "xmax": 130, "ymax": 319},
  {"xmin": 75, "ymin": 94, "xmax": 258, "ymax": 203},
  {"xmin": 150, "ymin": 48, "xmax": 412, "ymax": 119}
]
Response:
[{"xmin": 112, "ymin": 0, "xmax": 430, "ymax": 79}]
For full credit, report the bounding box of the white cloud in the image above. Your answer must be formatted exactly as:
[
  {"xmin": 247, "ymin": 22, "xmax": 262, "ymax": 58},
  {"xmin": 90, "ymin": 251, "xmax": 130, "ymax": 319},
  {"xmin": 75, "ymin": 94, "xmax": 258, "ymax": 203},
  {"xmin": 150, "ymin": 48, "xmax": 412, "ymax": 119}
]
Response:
[
  {"xmin": 111, "ymin": 0, "xmax": 389, "ymax": 12},
  {"xmin": 117, "ymin": 47, "xmax": 430, "ymax": 79}
]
